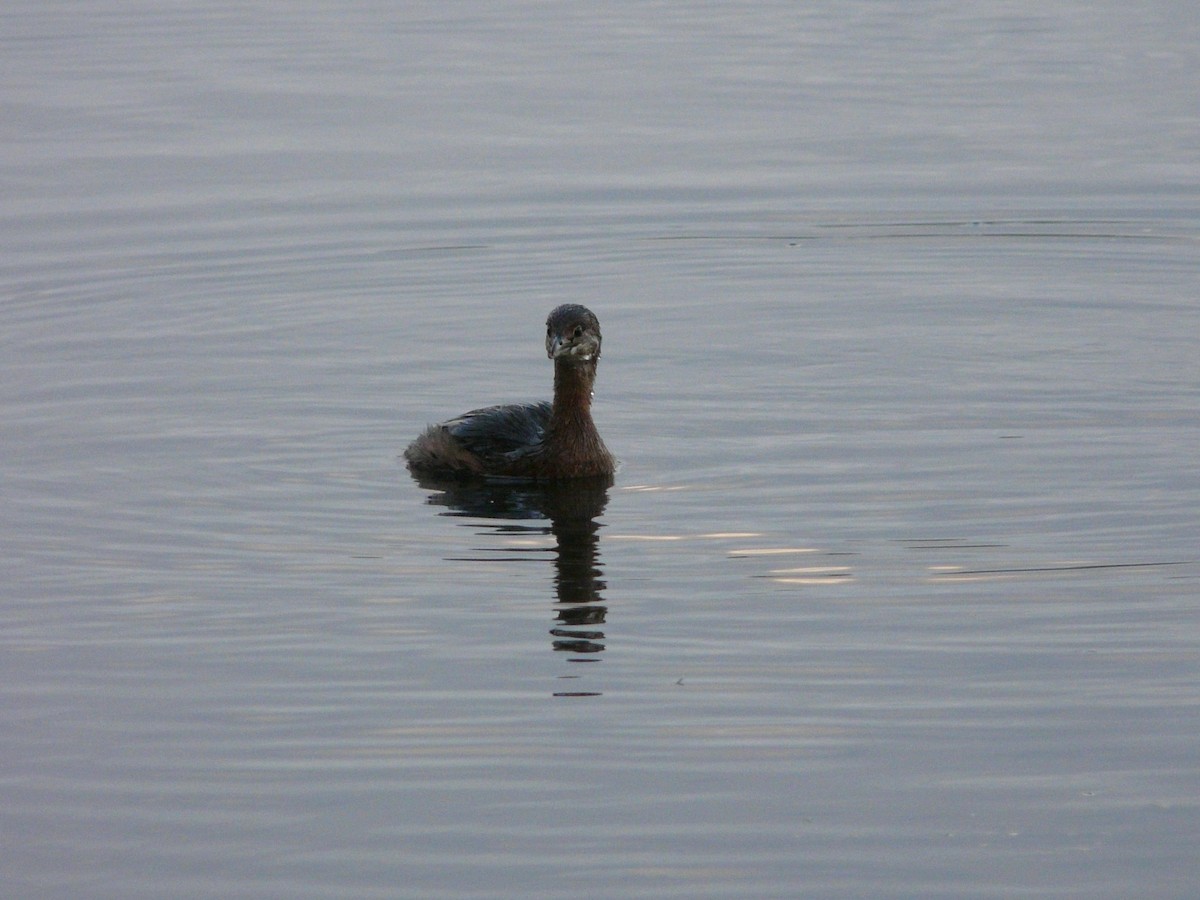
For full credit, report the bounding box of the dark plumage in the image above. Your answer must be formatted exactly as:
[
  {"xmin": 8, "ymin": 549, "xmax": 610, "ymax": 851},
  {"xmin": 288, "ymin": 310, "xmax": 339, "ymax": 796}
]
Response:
[{"xmin": 405, "ymin": 304, "xmax": 616, "ymax": 480}]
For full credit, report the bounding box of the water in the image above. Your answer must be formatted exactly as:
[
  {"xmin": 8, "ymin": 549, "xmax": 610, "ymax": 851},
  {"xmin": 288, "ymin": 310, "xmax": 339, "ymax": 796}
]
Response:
[{"xmin": 3, "ymin": 2, "xmax": 1198, "ymax": 897}]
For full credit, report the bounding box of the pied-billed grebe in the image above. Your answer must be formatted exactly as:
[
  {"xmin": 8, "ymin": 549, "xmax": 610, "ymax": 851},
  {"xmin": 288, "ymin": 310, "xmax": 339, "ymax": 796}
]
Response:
[{"xmin": 405, "ymin": 304, "xmax": 616, "ymax": 480}]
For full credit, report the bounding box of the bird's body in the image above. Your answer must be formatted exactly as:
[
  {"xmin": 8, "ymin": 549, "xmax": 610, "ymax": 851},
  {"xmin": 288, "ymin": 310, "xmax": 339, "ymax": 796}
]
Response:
[{"xmin": 405, "ymin": 305, "xmax": 615, "ymax": 480}]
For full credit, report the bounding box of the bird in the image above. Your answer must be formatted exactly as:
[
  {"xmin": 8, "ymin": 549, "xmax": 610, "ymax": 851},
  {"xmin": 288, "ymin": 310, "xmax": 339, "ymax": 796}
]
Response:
[{"xmin": 404, "ymin": 304, "xmax": 615, "ymax": 480}]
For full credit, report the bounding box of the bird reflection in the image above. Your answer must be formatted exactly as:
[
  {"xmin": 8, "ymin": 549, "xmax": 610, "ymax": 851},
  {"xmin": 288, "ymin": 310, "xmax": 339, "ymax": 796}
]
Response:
[{"xmin": 409, "ymin": 473, "xmax": 612, "ymax": 661}]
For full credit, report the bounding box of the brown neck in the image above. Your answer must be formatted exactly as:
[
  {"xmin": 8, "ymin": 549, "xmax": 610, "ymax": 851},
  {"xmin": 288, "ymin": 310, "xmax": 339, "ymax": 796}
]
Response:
[
  {"xmin": 538, "ymin": 357, "xmax": 613, "ymax": 476},
  {"xmin": 549, "ymin": 359, "xmax": 598, "ymax": 434}
]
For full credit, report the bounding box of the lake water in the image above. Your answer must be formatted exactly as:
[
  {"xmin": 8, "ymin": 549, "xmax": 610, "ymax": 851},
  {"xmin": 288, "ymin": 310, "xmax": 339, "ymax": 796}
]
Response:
[{"xmin": 3, "ymin": 2, "xmax": 1198, "ymax": 897}]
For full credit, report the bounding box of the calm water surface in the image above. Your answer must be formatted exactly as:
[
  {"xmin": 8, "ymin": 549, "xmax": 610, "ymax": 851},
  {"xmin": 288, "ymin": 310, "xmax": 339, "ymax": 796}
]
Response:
[{"xmin": 3, "ymin": 2, "xmax": 1199, "ymax": 897}]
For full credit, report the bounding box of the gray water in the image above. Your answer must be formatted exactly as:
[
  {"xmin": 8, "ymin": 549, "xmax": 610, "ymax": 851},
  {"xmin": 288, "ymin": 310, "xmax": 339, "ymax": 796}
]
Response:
[{"xmin": 4, "ymin": 2, "xmax": 1199, "ymax": 897}]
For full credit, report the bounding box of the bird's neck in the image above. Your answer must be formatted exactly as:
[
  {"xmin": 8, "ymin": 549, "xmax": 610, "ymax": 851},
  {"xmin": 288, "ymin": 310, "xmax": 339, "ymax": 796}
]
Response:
[
  {"xmin": 550, "ymin": 360, "xmax": 597, "ymax": 431},
  {"xmin": 542, "ymin": 357, "xmax": 614, "ymax": 477}
]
